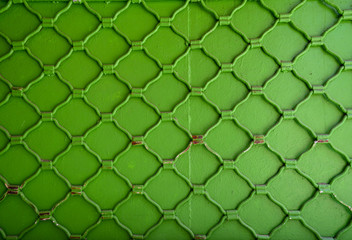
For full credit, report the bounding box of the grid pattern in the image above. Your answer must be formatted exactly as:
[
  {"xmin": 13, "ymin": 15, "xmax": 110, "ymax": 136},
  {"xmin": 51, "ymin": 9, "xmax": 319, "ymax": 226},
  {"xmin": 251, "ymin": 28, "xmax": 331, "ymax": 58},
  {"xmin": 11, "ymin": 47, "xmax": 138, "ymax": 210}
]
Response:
[{"xmin": 0, "ymin": 0, "xmax": 352, "ymax": 239}]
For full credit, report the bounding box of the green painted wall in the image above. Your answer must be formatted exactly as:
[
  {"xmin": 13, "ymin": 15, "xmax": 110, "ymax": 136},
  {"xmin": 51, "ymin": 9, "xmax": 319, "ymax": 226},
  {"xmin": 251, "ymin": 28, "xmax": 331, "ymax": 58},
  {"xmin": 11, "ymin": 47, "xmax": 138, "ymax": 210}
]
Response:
[{"xmin": 0, "ymin": 0, "xmax": 351, "ymax": 239}]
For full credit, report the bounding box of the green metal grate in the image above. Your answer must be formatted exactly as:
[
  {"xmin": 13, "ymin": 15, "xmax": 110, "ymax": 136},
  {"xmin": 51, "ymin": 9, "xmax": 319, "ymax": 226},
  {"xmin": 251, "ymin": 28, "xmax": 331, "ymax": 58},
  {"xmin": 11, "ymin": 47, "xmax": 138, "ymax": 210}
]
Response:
[{"xmin": 0, "ymin": 0, "xmax": 352, "ymax": 239}]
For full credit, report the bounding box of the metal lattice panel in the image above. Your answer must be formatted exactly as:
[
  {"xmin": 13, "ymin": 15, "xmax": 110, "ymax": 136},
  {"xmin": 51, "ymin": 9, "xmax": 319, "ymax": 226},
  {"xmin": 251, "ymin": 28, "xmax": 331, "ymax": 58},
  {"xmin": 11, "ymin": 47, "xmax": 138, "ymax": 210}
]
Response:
[{"xmin": 0, "ymin": 0, "xmax": 351, "ymax": 239}]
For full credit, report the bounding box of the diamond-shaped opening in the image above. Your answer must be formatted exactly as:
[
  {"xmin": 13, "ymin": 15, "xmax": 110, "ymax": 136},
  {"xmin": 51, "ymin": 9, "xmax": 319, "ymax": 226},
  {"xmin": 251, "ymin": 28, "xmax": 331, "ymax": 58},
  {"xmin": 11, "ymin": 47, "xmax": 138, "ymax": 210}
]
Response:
[
  {"xmin": 295, "ymin": 46, "xmax": 340, "ymax": 85},
  {"xmin": 236, "ymin": 144, "xmax": 282, "ymax": 184},
  {"xmin": 0, "ymin": 34, "xmax": 10, "ymax": 58},
  {"xmin": 205, "ymin": 72, "xmax": 248, "ymax": 111},
  {"xmin": 114, "ymin": 97, "xmax": 159, "ymax": 136},
  {"xmin": 146, "ymin": 121, "xmax": 190, "ymax": 159},
  {"xmin": 0, "ymin": 50, "xmax": 42, "ymax": 87},
  {"xmin": 27, "ymin": 1, "xmax": 68, "ymax": 18},
  {"xmin": 85, "ymin": 169, "xmax": 130, "ymax": 209},
  {"xmin": 296, "ymin": 94, "xmax": 343, "ymax": 134},
  {"xmin": 0, "ymin": 0, "xmax": 8, "ymax": 9},
  {"xmin": 56, "ymin": 4, "xmax": 100, "ymax": 41},
  {"xmin": 235, "ymin": 95, "xmax": 280, "ymax": 135},
  {"xmin": 0, "ymin": 97, "xmax": 39, "ymax": 135},
  {"xmin": 0, "ymin": 128, "xmax": 8, "ymax": 152},
  {"xmin": 85, "ymin": 122, "xmax": 129, "ymax": 160},
  {"xmin": 206, "ymin": 119, "xmax": 251, "ymax": 159},
  {"xmin": 205, "ymin": 0, "xmax": 242, "ymax": 16},
  {"xmin": 234, "ymin": 48, "xmax": 278, "ymax": 86},
  {"xmin": 332, "ymin": 168, "xmax": 352, "ymax": 207},
  {"xmin": 176, "ymin": 144, "xmax": 220, "ymax": 184},
  {"xmin": 26, "ymin": 122, "xmax": 70, "ymax": 160},
  {"xmin": 175, "ymin": 49, "xmax": 219, "ymax": 87},
  {"xmin": 87, "ymin": 1, "xmax": 128, "ymax": 18},
  {"xmin": 116, "ymin": 50, "xmax": 160, "ymax": 88},
  {"xmin": 326, "ymin": 71, "xmax": 352, "ymax": 109},
  {"xmin": 239, "ymin": 195, "xmax": 285, "ymax": 235},
  {"xmin": 263, "ymin": 23, "xmax": 308, "ymax": 61},
  {"xmin": 175, "ymin": 96, "xmax": 219, "ymax": 135},
  {"xmin": 176, "ymin": 195, "xmax": 222, "ymax": 235},
  {"xmin": 327, "ymin": 0, "xmax": 352, "ymax": 10},
  {"xmin": 173, "ymin": 2, "xmax": 216, "ymax": 40},
  {"xmin": 330, "ymin": 119, "xmax": 352, "ymax": 158},
  {"xmin": 58, "ymin": 51, "xmax": 101, "ymax": 89},
  {"xmin": 338, "ymin": 228, "xmax": 352, "ymax": 240},
  {"xmin": 325, "ymin": 21, "xmax": 352, "ymax": 60},
  {"xmin": 55, "ymin": 146, "xmax": 100, "ymax": 185},
  {"xmin": 232, "ymin": 1, "xmax": 275, "ymax": 39},
  {"xmin": 114, "ymin": 3, "xmax": 158, "ymax": 41},
  {"xmin": 86, "ymin": 28, "xmax": 129, "ymax": 64},
  {"xmin": 146, "ymin": 169, "xmax": 190, "ymax": 209},
  {"xmin": 86, "ymin": 219, "xmax": 130, "ymax": 240},
  {"xmin": 27, "ymin": 28, "xmax": 71, "ymax": 65},
  {"xmin": 209, "ymin": 220, "xmax": 255, "ymax": 240},
  {"xmin": 298, "ymin": 143, "xmax": 347, "ymax": 183},
  {"xmin": 116, "ymin": 145, "xmax": 161, "ymax": 184},
  {"xmin": 87, "ymin": 2, "xmax": 126, "ymax": 18},
  {"xmin": 302, "ymin": 194, "xmax": 351, "ymax": 236},
  {"xmin": 262, "ymin": 0, "xmax": 302, "ymax": 14},
  {"xmin": 268, "ymin": 169, "xmax": 315, "ymax": 210},
  {"xmin": 292, "ymin": 0, "xmax": 338, "ymax": 36},
  {"xmin": 115, "ymin": 194, "xmax": 162, "ymax": 234},
  {"xmin": 26, "ymin": 75, "xmax": 71, "ymax": 112},
  {"xmin": 207, "ymin": 169, "xmax": 252, "ymax": 209},
  {"xmin": 55, "ymin": 99, "xmax": 99, "ymax": 136},
  {"xmin": 0, "ymin": 3, "xmax": 40, "ymax": 41},
  {"xmin": 147, "ymin": 220, "xmax": 192, "ymax": 240},
  {"xmin": 0, "ymin": 80, "xmax": 9, "ymax": 104},
  {"xmin": 265, "ymin": 72, "xmax": 309, "ymax": 110},
  {"xmin": 145, "ymin": 0, "xmax": 186, "ymax": 18},
  {"xmin": 203, "ymin": 26, "xmax": 247, "ymax": 63},
  {"xmin": 86, "ymin": 75, "xmax": 129, "ymax": 113},
  {"xmin": 54, "ymin": 195, "xmax": 100, "ymax": 234},
  {"xmin": 145, "ymin": 27, "xmax": 187, "ymax": 65},
  {"xmin": 270, "ymin": 220, "xmax": 318, "ymax": 240},
  {"xmin": 21, "ymin": 220, "xmax": 68, "ymax": 240},
  {"xmin": 144, "ymin": 74, "xmax": 189, "ymax": 112},
  {"xmin": 0, "ymin": 195, "xmax": 37, "ymax": 235},
  {"xmin": 0, "ymin": 145, "xmax": 39, "ymax": 185},
  {"xmin": 22, "ymin": 170, "xmax": 69, "ymax": 210},
  {"xmin": 266, "ymin": 119, "xmax": 314, "ymax": 159}
]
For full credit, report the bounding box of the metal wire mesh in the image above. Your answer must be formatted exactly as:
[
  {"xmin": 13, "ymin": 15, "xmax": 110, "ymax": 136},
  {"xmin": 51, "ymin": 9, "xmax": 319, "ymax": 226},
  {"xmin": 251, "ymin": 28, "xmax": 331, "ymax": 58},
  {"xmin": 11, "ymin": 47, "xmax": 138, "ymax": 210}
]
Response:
[{"xmin": 0, "ymin": 0, "xmax": 351, "ymax": 239}]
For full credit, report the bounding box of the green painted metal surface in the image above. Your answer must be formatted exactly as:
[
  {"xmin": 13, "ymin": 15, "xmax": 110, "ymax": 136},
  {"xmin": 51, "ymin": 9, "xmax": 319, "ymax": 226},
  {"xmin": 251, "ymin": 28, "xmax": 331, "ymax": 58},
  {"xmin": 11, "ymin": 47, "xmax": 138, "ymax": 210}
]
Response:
[{"xmin": 0, "ymin": 0, "xmax": 352, "ymax": 239}]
